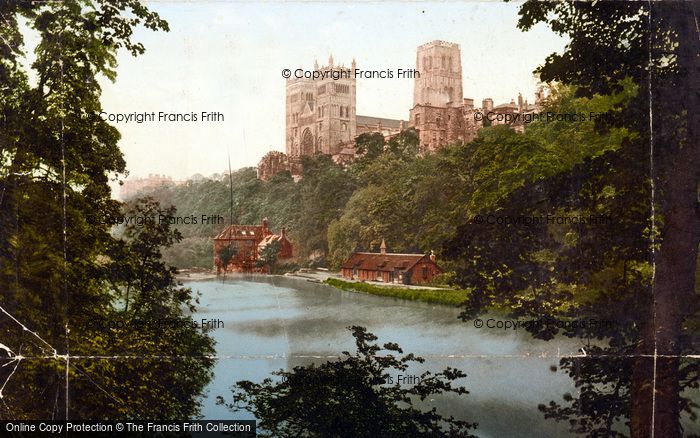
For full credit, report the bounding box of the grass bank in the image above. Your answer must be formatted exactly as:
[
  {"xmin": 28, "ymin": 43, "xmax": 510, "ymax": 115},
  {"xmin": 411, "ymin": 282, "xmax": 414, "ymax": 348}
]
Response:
[{"xmin": 325, "ymin": 278, "xmax": 469, "ymax": 306}]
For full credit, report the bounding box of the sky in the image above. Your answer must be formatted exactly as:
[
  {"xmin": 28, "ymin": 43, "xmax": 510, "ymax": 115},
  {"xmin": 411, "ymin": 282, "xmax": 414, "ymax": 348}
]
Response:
[{"xmin": 94, "ymin": 1, "xmax": 567, "ymax": 188}]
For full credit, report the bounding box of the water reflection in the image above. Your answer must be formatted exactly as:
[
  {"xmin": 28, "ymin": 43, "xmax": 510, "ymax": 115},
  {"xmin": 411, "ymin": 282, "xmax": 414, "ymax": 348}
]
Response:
[
  {"xmin": 192, "ymin": 277, "xmax": 586, "ymax": 437},
  {"xmin": 192, "ymin": 276, "xmax": 700, "ymax": 436}
]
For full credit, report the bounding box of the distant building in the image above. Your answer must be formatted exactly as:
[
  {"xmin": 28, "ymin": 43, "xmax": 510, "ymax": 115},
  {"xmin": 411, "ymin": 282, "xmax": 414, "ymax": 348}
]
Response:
[
  {"xmin": 340, "ymin": 239, "xmax": 441, "ymax": 285},
  {"xmin": 119, "ymin": 173, "xmax": 176, "ymax": 199},
  {"xmin": 213, "ymin": 218, "xmax": 293, "ymax": 273},
  {"xmin": 257, "ymin": 151, "xmax": 303, "ymax": 182}
]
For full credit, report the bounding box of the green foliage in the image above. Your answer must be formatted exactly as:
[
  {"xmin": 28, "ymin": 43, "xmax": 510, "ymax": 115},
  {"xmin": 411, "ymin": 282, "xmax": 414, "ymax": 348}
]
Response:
[
  {"xmin": 427, "ymin": 272, "xmax": 457, "ymax": 288},
  {"xmin": 217, "ymin": 243, "xmax": 237, "ymax": 273},
  {"xmin": 218, "ymin": 326, "xmax": 477, "ymax": 437},
  {"xmin": 325, "ymin": 278, "xmax": 469, "ymax": 307},
  {"xmin": 443, "ymin": 100, "xmax": 650, "ymax": 436},
  {"xmin": 142, "ymin": 156, "xmax": 356, "ymax": 268},
  {"xmin": 257, "ymin": 240, "xmax": 280, "ymax": 273},
  {"xmin": 443, "ymin": 2, "xmax": 700, "ymax": 436},
  {"xmin": 0, "ymin": 0, "xmax": 213, "ymax": 420},
  {"xmin": 353, "ymin": 132, "xmax": 385, "ymax": 163}
]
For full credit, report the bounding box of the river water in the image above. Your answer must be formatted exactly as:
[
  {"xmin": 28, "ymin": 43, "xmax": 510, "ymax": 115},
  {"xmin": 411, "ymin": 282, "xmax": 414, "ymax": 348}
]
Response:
[{"xmin": 187, "ymin": 276, "xmax": 696, "ymax": 437}]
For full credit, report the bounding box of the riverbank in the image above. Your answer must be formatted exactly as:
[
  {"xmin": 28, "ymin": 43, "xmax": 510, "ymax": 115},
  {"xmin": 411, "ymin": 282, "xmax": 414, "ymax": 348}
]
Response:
[
  {"xmin": 176, "ymin": 268, "xmax": 218, "ymax": 281},
  {"xmin": 325, "ymin": 278, "xmax": 469, "ymax": 306},
  {"xmin": 177, "ymin": 268, "xmax": 470, "ymax": 307}
]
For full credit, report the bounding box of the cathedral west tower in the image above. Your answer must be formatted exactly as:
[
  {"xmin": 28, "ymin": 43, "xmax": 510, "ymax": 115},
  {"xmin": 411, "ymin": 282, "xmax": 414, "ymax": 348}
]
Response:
[{"xmin": 285, "ymin": 56, "xmax": 356, "ymax": 158}]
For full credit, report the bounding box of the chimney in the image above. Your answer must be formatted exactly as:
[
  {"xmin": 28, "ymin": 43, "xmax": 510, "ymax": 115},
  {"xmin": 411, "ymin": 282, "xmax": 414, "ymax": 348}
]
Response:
[
  {"xmin": 380, "ymin": 239, "xmax": 387, "ymax": 255},
  {"xmin": 281, "ymin": 226, "xmax": 286, "ymax": 237},
  {"xmin": 429, "ymin": 250, "xmax": 436, "ymax": 263}
]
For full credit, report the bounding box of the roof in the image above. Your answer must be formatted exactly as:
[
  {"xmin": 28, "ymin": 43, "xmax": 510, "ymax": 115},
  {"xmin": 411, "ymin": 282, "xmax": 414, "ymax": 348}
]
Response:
[
  {"xmin": 493, "ymin": 102, "xmax": 519, "ymax": 110},
  {"xmin": 356, "ymin": 115, "xmax": 404, "ymax": 130},
  {"xmin": 215, "ymin": 224, "xmax": 266, "ymax": 240},
  {"xmin": 341, "ymin": 252, "xmax": 436, "ymax": 272},
  {"xmin": 259, "ymin": 233, "xmax": 290, "ymax": 247}
]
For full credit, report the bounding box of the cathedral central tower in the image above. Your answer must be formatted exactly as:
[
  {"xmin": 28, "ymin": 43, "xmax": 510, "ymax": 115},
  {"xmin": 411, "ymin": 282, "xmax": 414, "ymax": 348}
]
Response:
[
  {"xmin": 409, "ymin": 41, "xmax": 466, "ymax": 153},
  {"xmin": 413, "ymin": 41, "xmax": 463, "ymax": 107}
]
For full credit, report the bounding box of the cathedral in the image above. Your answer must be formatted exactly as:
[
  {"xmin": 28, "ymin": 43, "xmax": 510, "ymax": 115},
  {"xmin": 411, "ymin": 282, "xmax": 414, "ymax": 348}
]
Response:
[
  {"xmin": 286, "ymin": 56, "xmax": 358, "ymax": 158},
  {"xmin": 408, "ymin": 40, "xmax": 541, "ymax": 153},
  {"xmin": 257, "ymin": 40, "xmax": 543, "ymax": 180}
]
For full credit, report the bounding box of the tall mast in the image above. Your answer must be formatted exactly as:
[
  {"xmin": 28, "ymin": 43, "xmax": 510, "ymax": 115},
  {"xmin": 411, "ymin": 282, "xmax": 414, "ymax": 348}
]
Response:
[{"xmin": 228, "ymin": 152, "xmax": 234, "ymax": 237}]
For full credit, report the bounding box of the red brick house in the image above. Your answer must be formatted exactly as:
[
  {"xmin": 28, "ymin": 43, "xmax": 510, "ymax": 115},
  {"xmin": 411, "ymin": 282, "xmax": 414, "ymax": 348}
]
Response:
[
  {"xmin": 213, "ymin": 218, "xmax": 293, "ymax": 273},
  {"xmin": 341, "ymin": 240, "xmax": 441, "ymax": 285}
]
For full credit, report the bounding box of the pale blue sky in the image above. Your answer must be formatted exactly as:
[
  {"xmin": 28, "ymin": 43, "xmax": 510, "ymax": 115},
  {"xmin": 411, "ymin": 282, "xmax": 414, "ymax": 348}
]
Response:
[{"xmin": 95, "ymin": 1, "xmax": 566, "ymax": 183}]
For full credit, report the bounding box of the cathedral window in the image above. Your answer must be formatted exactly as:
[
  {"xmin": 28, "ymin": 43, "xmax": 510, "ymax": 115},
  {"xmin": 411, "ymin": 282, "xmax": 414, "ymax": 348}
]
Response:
[
  {"xmin": 342, "ymin": 123, "xmax": 346, "ymax": 131},
  {"xmin": 415, "ymin": 114, "xmax": 420, "ymax": 125}
]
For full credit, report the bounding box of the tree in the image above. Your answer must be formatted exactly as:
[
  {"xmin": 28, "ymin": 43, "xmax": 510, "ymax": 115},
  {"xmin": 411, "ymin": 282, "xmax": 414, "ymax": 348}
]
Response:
[
  {"xmin": 515, "ymin": 2, "xmax": 700, "ymax": 436},
  {"xmin": 441, "ymin": 2, "xmax": 700, "ymax": 436},
  {"xmin": 257, "ymin": 240, "xmax": 280, "ymax": 274},
  {"xmin": 218, "ymin": 244, "xmax": 238, "ymax": 275},
  {"xmin": 218, "ymin": 326, "xmax": 477, "ymax": 438},
  {"xmin": 0, "ymin": 0, "xmax": 214, "ymax": 419},
  {"xmin": 329, "ymin": 129, "xmax": 466, "ymax": 269},
  {"xmin": 295, "ymin": 155, "xmax": 357, "ymax": 263},
  {"xmin": 354, "ymin": 132, "xmax": 386, "ymax": 159}
]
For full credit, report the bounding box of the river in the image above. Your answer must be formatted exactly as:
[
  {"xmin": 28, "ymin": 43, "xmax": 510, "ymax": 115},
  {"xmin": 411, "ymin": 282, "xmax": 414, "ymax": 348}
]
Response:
[{"xmin": 186, "ymin": 276, "xmax": 698, "ymax": 437}]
